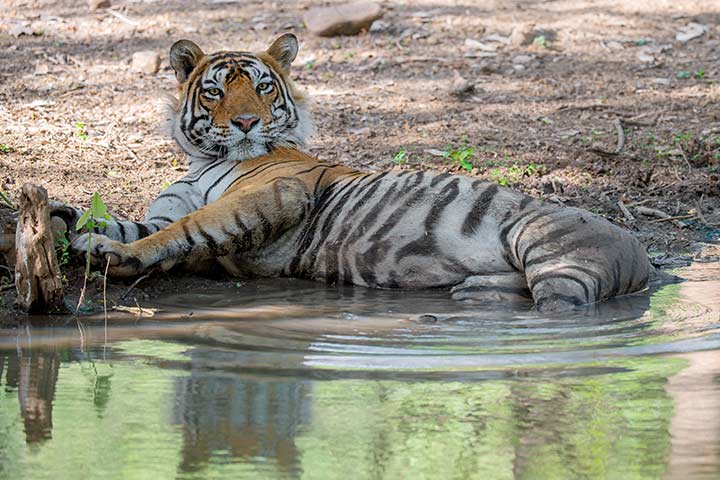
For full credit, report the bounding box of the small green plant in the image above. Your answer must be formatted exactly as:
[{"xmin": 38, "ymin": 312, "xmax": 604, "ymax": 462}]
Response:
[
  {"xmin": 640, "ymin": 131, "xmax": 659, "ymax": 148},
  {"xmin": 76, "ymin": 193, "xmax": 115, "ymax": 277},
  {"xmin": 694, "ymin": 70, "xmax": 706, "ymax": 79},
  {"xmin": 74, "ymin": 192, "xmax": 115, "ymax": 313},
  {"xmin": 676, "ymin": 71, "xmax": 691, "ymax": 79},
  {"xmin": 490, "ymin": 168, "xmax": 511, "ymax": 186},
  {"xmin": 55, "ymin": 235, "xmax": 71, "ymax": 267},
  {"xmin": 673, "ymin": 132, "xmax": 693, "ymax": 145},
  {"xmin": 0, "ymin": 144, "xmax": 14, "ymax": 154},
  {"xmin": 393, "ymin": 148, "xmax": 409, "ymax": 166},
  {"xmin": 634, "ymin": 39, "xmax": 648, "ymax": 46},
  {"xmin": 303, "ymin": 58, "xmax": 316, "ymax": 69},
  {"xmin": 491, "ymin": 163, "xmax": 544, "ymax": 187},
  {"xmin": 444, "ymin": 145, "xmax": 474, "ymax": 172},
  {"xmin": 532, "ymin": 35, "xmax": 548, "ymax": 48},
  {"xmin": 74, "ymin": 122, "xmax": 88, "ymax": 141}
]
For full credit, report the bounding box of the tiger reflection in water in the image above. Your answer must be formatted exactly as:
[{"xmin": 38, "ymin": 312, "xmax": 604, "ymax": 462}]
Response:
[{"xmin": 52, "ymin": 34, "xmax": 657, "ymax": 311}]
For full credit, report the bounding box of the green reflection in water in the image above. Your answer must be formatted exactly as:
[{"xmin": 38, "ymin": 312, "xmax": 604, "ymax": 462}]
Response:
[
  {"xmin": 0, "ymin": 340, "xmax": 687, "ymax": 480},
  {"xmin": 297, "ymin": 357, "xmax": 685, "ymax": 480}
]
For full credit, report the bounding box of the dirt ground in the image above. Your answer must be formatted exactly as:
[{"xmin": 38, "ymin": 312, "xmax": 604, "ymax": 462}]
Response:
[{"xmin": 0, "ymin": 0, "xmax": 719, "ymax": 316}]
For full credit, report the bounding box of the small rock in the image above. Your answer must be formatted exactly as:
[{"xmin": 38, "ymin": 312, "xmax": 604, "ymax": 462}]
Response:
[
  {"xmin": 676, "ymin": 22, "xmax": 708, "ymax": 43},
  {"xmin": 463, "ymin": 51, "xmax": 498, "ymax": 59},
  {"xmin": 476, "ymin": 61, "xmax": 498, "ymax": 75},
  {"xmin": 9, "ymin": 24, "xmax": 34, "ymax": 37},
  {"xmin": 512, "ymin": 54, "xmax": 533, "ymax": 64},
  {"xmin": 424, "ymin": 148, "xmax": 446, "ymax": 157},
  {"xmin": 637, "ymin": 52, "xmax": 655, "ymax": 63},
  {"xmin": 33, "ymin": 63, "xmax": 49, "ymax": 75},
  {"xmin": 349, "ymin": 126, "xmax": 372, "ymax": 138},
  {"xmin": 131, "ymin": 51, "xmax": 160, "ymax": 75},
  {"xmin": 510, "ymin": 23, "xmax": 535, "ymax": 46},
  {"xmin": 369, "ymin": 20, "xmax": 388, "ymax": 33},
  {"xmin": 464, "ymin": 38, "xmax": 497, "ymax": 52},
  {"xmin": 304, "ymin": 1, "xmax": 383, "ymax": 37},
  {"xmin": 605, "ymin": 40, "xmax": 624, "ymax": 51},
  {"xmin": 483, "ymin": 33, "xmax": 512, "ymax": 45},
  {"xmin": 652, "ymin": 77, "xmax": 671, "ymax": 86},
  {"xmin": 88, "ymin": 0, "xmax": 111, "ymax": 10},
  {"xmin": 449, "ymin": 72, "xmax": 475, "ymax": 98}
]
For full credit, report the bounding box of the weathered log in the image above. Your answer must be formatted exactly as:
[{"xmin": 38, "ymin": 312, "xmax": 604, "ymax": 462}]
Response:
[{"xmin": 15, "ymin": 184, "xmax": 66, "ymax": 314}]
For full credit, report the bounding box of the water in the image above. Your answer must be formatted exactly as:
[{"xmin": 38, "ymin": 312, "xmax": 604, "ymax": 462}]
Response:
[{"xmin": 0, "ymin": 263, "xmax": 719, "ymax": 479}]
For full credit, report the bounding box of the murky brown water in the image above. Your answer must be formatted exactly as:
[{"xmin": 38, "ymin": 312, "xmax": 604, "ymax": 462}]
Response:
[{"xmin": 1, "ymin": 263, "xmax": 719, "ymax": 479}]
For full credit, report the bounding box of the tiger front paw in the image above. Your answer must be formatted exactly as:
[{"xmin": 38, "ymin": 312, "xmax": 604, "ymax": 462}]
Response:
[{"xmin": 72, "ymin": 233, "xmax": 144, "ymax": 277}]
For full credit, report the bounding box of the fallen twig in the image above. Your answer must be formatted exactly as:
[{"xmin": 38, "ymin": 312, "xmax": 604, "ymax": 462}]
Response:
[
  {"xmin": 613, "ymin": 118, "xmax": 625, "ymax": 153},
  {"xmin": 617, "ymin": 200, "xmax": 635, "ymax": 222},
  {"xmin": 588, "ymin": 117, "xmax": 625, "ymax": 157},
  {"xmin": 622, "ymin": 112, "xmax": 660, "ymax": 127},
  {"xmin": 635, "ymin": 206, "xmax": 671, "ymax": 219},
  {"xmin": 119, "ymin": 272, "xmax": 151, "ymax": 301},
  {"xmin": 695, "ymin": 198, "xmax": 708, "ymax": 225},
  {"xmin": 113, "ymin": 304, "xmax": 157, "ymax": 317},
  {"xmin": 103, "ymin": 258, "xmax": 110, "ymax": 347},
  {"xmin": 106, "ymin": 9, "xmax": 140, "ymax": 27},
  {"xmin": 648, "ymin": 214, "xmax": 697, "ymax": 223},
  {"xmin": 557, "ymin": 103, "xmax": 612, "ymax": 112},
  {"xmin": 625, "ymin": 198, "xmax": 654, "ymax": 207}
]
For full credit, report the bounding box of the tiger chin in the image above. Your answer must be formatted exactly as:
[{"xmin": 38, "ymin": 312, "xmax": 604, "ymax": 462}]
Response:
[{"xmin": 54, "ymin": 34, "xmax": 658, "ymax": 312}]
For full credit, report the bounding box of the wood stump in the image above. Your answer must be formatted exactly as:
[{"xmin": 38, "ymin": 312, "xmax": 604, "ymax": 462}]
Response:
[{"xmin": 15, "ymin": 184, "xmax": 66, "ymax": 314}]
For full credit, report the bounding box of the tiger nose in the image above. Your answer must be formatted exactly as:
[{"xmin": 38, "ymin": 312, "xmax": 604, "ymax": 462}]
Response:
[{"xmin": 231, "ymin": 114, "xmax": 260, "ymax": 133}]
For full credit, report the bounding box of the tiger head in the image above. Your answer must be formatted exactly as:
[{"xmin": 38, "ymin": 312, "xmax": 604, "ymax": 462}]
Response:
[{"xmin": 168, "ymin": 34, "xmax": 314, "ymax": 162}]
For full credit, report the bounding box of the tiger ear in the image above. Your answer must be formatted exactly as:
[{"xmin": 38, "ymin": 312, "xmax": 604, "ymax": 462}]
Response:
[
  {"xmin": 267, "ymin": 34, "xmax": 299, "ymax": 71},
  {"xmin": 170, "ymin": 40, "xmax": 205, "ymax": 83}
]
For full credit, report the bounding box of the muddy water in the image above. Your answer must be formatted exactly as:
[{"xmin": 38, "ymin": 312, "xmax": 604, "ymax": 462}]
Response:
[{"xmin": 1, "ymin": 263, "xmax": 719, "ymax": 479}]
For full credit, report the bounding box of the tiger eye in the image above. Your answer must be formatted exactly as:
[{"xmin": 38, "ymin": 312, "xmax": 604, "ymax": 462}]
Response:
[
  {"xmin": 256, "ymin": 82, "xmax": 273, "ymax": 93},
  {"xmin": 205, "ymin": 88, "xmax": 222, "ymax": 97}
]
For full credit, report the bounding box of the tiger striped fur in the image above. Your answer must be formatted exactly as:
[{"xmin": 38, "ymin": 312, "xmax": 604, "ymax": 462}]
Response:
[{"xmin": 54, "ymin": 34, "xmax": 654, "ymax": 312}]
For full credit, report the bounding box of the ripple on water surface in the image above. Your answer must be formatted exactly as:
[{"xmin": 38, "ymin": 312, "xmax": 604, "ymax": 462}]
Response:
[{"xmin": 0, "ymin": 264, "xmax": 719, "ymax": 479}]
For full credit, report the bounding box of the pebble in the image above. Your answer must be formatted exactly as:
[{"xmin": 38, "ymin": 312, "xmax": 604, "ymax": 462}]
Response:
[
  {"xmin": 464, "ymin": 38, "xmax": 497, "ymax": 52},
  {"xmin": 676, "ymin": 22, "xmax": 708, "ymax": 43},
  {"xmin": 637, "ymin": 52, "xmax": 655, "ymax": 63},
  {"xmin": 349, "ymin": 126, "xmax": 372, "ymax": 138},
  {"xmin": 88, "ymin": 0, "xmax": 111, "ymax": 10},
  {"xmin": 449, "ymin": 73, "xmax": 475, "ymax": 98},
  {"xmin": 304, "ymin": 1, "xmax": 383, "ymax": 37},
  {"xmin": 483, "ymin": 33, "xmax": 512, "ymax": 45},
  {"xmin": 369, "ymin": 20, "xmax": 389, "ymax": 33},
  {"xmin": 131, "ymin": 51, "xmax": 160, "ymax": 75},
  {"xmin": 510, "ymin": 23, "xmax": 535, "ymax": 46},
  {"xmin": 9, "ymin": 24, "xmax": 34, "ymax": 37},
  {"xmin": 512, "ymin": 54, "xmax": 533, "ymax": 64},
  {"xmin": 652, "ymin": 78, "xmax": 671, "ymax": 86}
]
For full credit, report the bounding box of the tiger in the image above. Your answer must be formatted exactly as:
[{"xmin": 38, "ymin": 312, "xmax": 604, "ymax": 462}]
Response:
[{"xmin": 52, "ymin": 34, "xmax": 655, "ymax": 312}]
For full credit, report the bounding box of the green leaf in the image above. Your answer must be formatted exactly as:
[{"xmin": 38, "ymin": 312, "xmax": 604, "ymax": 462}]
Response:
[
  {"xmin": 91, "ymin": 192, "xmax": 107, "ymax": 218},
  {"xmin": 76, "ymin": 210, "xmax": 92, "ymax": 231}
]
